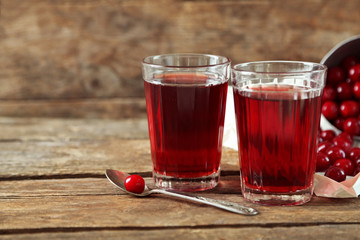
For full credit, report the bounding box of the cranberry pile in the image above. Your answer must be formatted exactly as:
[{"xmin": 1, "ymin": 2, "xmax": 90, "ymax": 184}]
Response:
[
  {"xmin": 322, "ymin": 56, "xmax": 360, "ymax": 135},
  {"xmin": 317, "ymin": 129, "xmax": 360, "ymax": 182}
]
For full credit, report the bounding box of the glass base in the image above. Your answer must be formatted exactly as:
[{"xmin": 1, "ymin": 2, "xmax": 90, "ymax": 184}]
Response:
[
  {"xmin": 153, "ymin": 169, "xmax": 220, "ymax": 192},
  {"xmin": 242, "ymin": 185, "xmax": 313, "ymax": 206}
]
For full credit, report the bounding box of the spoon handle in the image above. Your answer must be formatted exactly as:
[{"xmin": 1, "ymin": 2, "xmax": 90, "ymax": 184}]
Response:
[{"xmin": 152, "ymin": 189, "xmax": 258, "ymax": 216}]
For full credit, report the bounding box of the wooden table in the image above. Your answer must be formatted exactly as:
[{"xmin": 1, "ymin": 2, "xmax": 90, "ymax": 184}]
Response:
[{"xmin": 1, "ymin": 117, "xmax": 359, "ymax": 239}]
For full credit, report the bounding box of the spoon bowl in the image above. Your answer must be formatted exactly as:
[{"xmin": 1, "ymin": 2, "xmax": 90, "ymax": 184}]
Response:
[
  {"xmin": 105, "ymin": 169, "xmax": 259, "ymax": 216},
  {"xmin": 105, "ymin": 169, "xmax": 151, "ymax": 197}
]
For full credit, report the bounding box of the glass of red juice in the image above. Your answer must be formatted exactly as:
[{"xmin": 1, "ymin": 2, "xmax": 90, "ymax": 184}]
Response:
[
  {"xmin": 142, "ymin": 54, "xmax": 231, "ymax": 191},
  {"xmin": 232, "ymin": 61, "xmax": 327, "ymax": 205}
]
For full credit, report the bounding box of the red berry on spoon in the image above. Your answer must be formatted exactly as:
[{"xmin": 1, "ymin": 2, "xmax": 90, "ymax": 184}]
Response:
[
  {"xmin": 325, "ymin": 166, "xmax": 346, "ymax": 182},
  {"xmin": 125, "ymin": 175, "xmax": 145, "ymax": 194}
]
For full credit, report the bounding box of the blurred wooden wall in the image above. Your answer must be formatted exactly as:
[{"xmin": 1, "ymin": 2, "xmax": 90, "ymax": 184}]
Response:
[{"xmin": 0, "ymin": 0, "xmax": 359, "ymax": 119}]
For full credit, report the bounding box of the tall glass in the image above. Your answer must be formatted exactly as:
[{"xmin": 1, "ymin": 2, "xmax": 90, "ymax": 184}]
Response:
[
  {"xmin": 232, "ymin": 61, "xmax": 327, "ymax": 205},
  {"xmin": 142, "ymin": 54, "xmax": 230, "ymax": 191}
]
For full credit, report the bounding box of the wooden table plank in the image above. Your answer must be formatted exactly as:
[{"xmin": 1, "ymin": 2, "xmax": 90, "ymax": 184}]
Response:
[
  {"xmin": 0, "ymin": 98, "xmax": 147, "ymax": 119},
  {"xmin": 0, "ymin": 138, "xmax": 151, "ymax": 178},
  {"xmin": 0, "ymin": 176, "xmax": 242, "ymax": 198},
  {"xmin": 1, "ymin": 226, "xmax": 360, "ymax": 240},
  {"xmin": 1, "ymin": 117, "xmax": 359, "ymax": 239},
  {"xmin": 0, "ymin": 117, "xmax": 239, "ymax": 179},
  {"xmin": 0, "ymin": 138, "xmax": 239, "ymax": 179},
  {"xmin": 1, "ymin": 177, "xmax": 359, "ymax": 231},
  {"xmin": 0, "ymin": 117, "xmax": 149, "ymax": 140},
  {"xmin": 2, "ymin": 194, "xmax": 357, "ymax": 229},
  {"xmin": 1, "ymin": 0, "xmax": 359, "ymax": 106}
]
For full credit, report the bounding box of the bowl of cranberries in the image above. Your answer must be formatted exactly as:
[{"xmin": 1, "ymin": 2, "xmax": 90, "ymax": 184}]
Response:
[
  {"xmin": 318, "ymin": 35, "xmax": 360, "ymax": 182},
  {"xmin": 320, "ymin": 35, "xmax": 360, "ymax": 138}
]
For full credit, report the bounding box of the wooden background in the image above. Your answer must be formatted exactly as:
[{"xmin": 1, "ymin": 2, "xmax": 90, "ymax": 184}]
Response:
[{"xmin": 0, "ymin": 0, "xmax": 359, "ymax": 119}]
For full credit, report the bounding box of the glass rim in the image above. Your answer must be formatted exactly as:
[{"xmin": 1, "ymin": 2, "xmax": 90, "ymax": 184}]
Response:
[
  {"xmin": 237, "ymin": 84, "xmax": 323, "ymax": 94},
  {"xmin": 232, "ymin": 60, "xmax": 327, "ymax": 74},
  {"xmin": 142, "ymin": 53, "xmax": 231, "ymax": 68}
]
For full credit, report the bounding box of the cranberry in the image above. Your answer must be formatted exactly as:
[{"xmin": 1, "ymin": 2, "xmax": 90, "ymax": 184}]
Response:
[
  {"xmin": 353, "ymin": 82, "xmax": 360, "ymax": 99},
  {"xmin": 336, "ymin": 82, "xmax": 353, "ymax": 100},
  {"xmin": 343, "ymin": 118, "xmax": 360, "ymax": 136},
  {"xmin": 334, "ymin": 118, "xmax": 345, "ymax": 130},
  {"xmin": 319, "ymin": 130, "xmax": 336, "ymax": 142},
  {"xmin": 322, "ymin": 85, "xmax": 337, "ymax": 102},
  {"xmin": 332, "ymin": 136, "xmax": 352, "ymax": 153},
  {"xmin": 346, "ymin": 77, "xmax": 356, "ymax": 85},
  {"xmin": 328, "ymin": 66, "xmax": 346, "ymax": 85},
  {"xmin": 337, "ymin": 132, "xmax": 354, "ymax": 144},
  {"xmin": 339, "ymin": 100, "xmax": 359, "ymax": 118},
  {"xmin": 326, "ymin": 146, "xmax": 346, "ymax": 164},
  {"xmin": 342, "ymin": 56, "xmax": 359, "ymax": 70},
  {"xmin": 348, "ymin": 64, "xmax": 360, "ymax": 82},
  {"xmin": 325, "ymin": 166, "xmax": 346, "ymax": 182},
  {"xmin": 355, "ymin": 158, "xmax": 360, "ymax": 166},
  {"xmin": 124, "ymin": 175, "xmax": 145, "ymax": 194},
  {"xmin": 321, "ymin": 101, "xmax": 339, "ymax": 120},
  {"xmin": 333, "ymin": 158, "xmax": 355, "ymax": 176},
  {"xmin": 348, "ymin": 147, "xmax": 360, "ymax": 164},
  {"xmin": 317, "ymin": 141, "xmax": 334, "ymax": 153},
  {"xmin": 316, "ymin": 152, "xmax": 331, "ymax": 172},
  {"xmin": 354, "ymin": 165, "xmax": 360, "ymax": 176}
]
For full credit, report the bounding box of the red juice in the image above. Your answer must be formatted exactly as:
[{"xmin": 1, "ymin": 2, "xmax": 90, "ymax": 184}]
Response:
[
  {"xmin": 144, "ymin": 73, "xmax": 228, "ymax": 178},
  {"xmin": 233, "ymin": 84, "xmax": 321, "ymax": 193}
]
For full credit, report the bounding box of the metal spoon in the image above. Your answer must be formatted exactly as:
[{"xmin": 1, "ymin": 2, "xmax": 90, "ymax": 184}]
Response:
[{"xmin": 105, "ymin": 169, "xmax": 258, "ymax": 216}]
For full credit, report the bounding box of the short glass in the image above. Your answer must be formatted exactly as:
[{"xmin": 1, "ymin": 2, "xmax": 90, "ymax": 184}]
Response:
[
  {"xmin": 232, "ymin": 61, "xmax": 327, "ymax": 205},
  {"xmin": 142, "ymin": 53, "xmax": 231, "ymax": 191}
]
